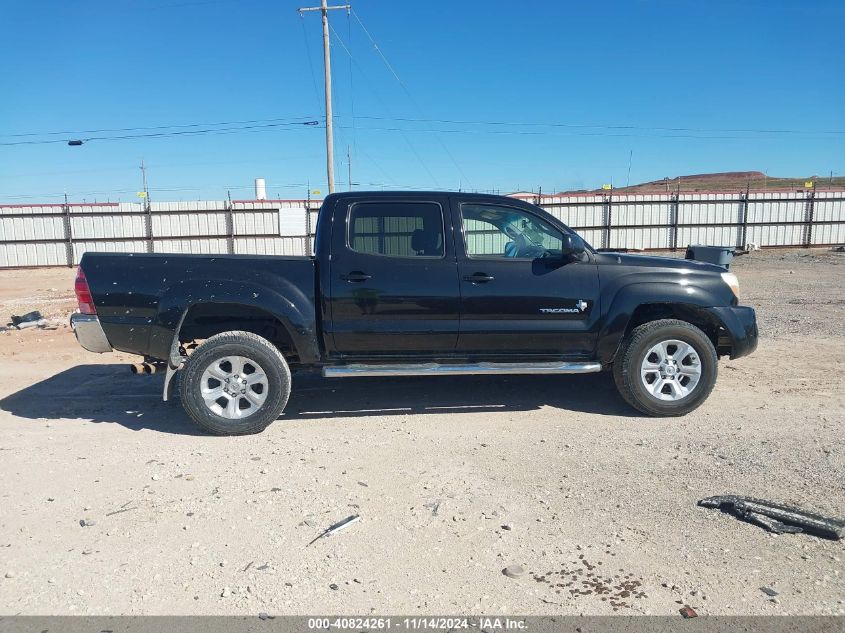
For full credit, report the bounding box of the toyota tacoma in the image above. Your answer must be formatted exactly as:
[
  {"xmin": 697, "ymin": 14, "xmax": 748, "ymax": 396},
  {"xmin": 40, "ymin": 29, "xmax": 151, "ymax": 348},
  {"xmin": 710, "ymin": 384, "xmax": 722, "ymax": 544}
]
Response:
[{"xmin": 70, "ymin": 191, "xmax": 758, "ymax": 435}]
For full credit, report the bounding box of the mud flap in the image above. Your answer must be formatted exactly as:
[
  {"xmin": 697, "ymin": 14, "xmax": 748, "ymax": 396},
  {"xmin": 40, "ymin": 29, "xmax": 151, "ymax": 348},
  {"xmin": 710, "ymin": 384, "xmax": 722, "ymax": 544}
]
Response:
[
  {"xmin": 163, "ymin": 364, "xmax": 179, "ymax": 402},
  {"xmin": 162, "ymin": 308, "xmax": 189, "ymax": 402}
]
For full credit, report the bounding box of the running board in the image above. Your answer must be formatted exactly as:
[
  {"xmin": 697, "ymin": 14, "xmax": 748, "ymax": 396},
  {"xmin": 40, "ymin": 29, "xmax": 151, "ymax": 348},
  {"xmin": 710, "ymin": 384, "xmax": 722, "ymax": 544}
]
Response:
[{"xmin": 322, "ymin": 361, "xmax": 602, "ymax": 378}]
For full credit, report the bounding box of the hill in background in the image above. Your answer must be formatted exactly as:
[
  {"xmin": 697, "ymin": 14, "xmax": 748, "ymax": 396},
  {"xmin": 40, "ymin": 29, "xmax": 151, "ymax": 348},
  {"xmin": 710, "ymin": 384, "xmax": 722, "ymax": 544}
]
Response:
[{"xmin": 561, "ymin": 172, "xmax": 845, "ymax": 195}]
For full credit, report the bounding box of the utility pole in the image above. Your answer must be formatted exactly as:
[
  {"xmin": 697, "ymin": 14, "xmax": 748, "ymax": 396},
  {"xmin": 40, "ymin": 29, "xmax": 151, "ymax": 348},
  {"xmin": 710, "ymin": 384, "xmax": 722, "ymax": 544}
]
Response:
[
  {"xmin": 140, "ymin": 159, "xmax": 149, "ymax": 201},
  {"xmin": 298, "ymin": 0, "xmax": 351, "ymax": 194},
  {"xmin": 347, "ymin": 145, "xmax": 352, "ymax": 191},
  {"xmin": 140, "ymin": 159, "xmax": 153, "ymax": 253}
]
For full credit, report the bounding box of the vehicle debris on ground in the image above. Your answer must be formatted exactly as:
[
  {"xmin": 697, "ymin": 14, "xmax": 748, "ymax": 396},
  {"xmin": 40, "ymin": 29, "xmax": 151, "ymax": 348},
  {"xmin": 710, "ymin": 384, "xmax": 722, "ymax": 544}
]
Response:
[
  {"xmin": 8, "ymin": 311, "xmax": 53, "ymax": 330},
  {"xmin": 306, "ymin": 514, "xmax": 362, "ymax": 547},
  {"xmin": 698, "ymin": 495, "xmax": 845, "ymax": 539}
]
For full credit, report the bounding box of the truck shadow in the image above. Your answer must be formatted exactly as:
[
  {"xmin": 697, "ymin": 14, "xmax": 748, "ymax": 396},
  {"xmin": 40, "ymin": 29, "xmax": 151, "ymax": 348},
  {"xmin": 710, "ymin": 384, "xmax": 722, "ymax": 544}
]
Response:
[
  {"xmin": 0, "ymin": 364, "xmax": 201, "ymax": 436},
  {"xmin": 0, "ymin": 364, "xmax": 634, "ymax": 435},
  {"xmin": 283, "ymin": 370, "xmax": 633, "ymax": 419}
]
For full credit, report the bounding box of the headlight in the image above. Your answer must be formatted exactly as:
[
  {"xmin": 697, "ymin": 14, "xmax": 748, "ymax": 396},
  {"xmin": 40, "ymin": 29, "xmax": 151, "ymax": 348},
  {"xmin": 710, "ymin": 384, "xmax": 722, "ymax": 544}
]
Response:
[{"xmin": 721, "ymin": 272, "xmax": 740, "ymax": 300}]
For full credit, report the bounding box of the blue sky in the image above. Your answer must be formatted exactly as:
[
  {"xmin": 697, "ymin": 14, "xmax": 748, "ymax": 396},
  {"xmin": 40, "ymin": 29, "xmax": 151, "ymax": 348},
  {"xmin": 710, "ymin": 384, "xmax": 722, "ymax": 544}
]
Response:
[{"xmin": 1, "ymin": 0, "xmax": 844, "ymax": 203}]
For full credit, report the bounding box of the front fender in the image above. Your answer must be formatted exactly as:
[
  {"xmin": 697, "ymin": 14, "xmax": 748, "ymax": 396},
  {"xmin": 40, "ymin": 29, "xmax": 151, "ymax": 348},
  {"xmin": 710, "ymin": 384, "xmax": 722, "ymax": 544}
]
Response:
[
  {"xmin": 147, "ymin": 277, "xmax": 319, "ymax": 363},
  {"xmin": 595, "ymin": 281, "xmax": 728, "ymax": 365}
]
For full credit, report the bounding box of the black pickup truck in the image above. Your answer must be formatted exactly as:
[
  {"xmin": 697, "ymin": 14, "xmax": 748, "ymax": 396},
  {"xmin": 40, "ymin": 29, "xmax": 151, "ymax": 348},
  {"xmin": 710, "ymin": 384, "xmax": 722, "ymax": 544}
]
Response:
[{"xmin": 71, "ymin": 191, "xmax": 757, "ymax": 435}]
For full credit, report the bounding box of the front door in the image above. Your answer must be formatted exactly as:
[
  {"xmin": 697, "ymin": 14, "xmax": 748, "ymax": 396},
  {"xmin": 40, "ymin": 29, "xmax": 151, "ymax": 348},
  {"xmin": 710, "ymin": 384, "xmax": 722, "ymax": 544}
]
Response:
[
  {"xmin": 453, "ymin": 198, "xmax": 600, "ymax": 357},
  {"xmin": 328, "ymin": 196, "xmax": 460, "ymax": 356}
]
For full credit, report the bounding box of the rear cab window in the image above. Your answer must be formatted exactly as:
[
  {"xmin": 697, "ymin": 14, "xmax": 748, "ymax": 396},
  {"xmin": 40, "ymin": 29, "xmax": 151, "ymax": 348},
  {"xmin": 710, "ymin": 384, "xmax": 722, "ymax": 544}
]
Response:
[{"xmin": 347, "ymin": 201, "xmax": 445, "ymax": 258}]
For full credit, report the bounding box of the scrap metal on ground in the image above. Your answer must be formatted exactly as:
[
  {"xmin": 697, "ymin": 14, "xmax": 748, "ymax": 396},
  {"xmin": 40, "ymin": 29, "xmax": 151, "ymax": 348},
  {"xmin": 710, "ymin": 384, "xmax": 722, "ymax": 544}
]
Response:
[{"xmin": 699, "ymin": 495, "xmax": 845, "ymax": 539}]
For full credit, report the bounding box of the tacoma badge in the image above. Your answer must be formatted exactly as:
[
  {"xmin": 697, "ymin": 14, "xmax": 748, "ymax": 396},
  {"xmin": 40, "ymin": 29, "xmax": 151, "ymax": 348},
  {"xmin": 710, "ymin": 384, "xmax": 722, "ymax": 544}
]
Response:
[{"xmin": 540, "ymin": 300, "xmax": 589, "ymax": 314}]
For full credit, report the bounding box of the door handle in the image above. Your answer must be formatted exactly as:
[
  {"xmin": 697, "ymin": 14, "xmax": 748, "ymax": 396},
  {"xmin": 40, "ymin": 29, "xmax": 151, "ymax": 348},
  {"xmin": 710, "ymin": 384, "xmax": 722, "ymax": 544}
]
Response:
[
  {"xmin": 463, "ymin": 272, "xmax": 495, "ymax": 284},
  {"xmin": 340, "ymin": 271, "xmax": 372, "ymax": 282}
]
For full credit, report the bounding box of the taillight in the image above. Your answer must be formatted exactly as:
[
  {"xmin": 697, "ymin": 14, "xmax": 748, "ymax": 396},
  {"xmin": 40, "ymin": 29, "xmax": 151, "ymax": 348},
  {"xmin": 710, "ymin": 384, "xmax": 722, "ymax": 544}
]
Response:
[{"xmin": 75, "ymin": 267, "xmax": 96, "ymax": 315}]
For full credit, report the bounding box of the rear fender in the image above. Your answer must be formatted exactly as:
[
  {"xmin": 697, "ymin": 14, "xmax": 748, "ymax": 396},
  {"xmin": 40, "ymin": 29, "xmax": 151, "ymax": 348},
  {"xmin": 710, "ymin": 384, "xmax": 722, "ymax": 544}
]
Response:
[{"xmin": 147, "ymin": 278, "xmax": 319, "ymax": 364}]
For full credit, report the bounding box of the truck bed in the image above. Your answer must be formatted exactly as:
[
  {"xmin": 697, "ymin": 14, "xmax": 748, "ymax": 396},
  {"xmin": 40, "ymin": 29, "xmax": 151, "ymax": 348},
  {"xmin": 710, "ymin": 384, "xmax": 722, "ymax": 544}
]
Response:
[{"xmin": 81, "ymin": 252, "xmax": 317, "ymax": 359}]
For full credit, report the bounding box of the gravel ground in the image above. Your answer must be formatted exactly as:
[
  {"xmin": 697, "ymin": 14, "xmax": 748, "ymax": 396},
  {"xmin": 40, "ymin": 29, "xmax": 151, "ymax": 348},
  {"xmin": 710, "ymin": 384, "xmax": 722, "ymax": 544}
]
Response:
[
  {"xmin": 730, "ymin": 248, "xmax": 844, "ymax": 339},
  {"xmin": 0, "ymin": 249, "xmax": 842, "ymax": 616}
]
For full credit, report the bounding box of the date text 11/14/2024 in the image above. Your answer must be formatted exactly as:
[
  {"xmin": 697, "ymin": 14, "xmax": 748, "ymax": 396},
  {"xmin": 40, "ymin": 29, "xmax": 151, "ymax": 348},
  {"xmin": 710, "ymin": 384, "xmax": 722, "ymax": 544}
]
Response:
[{"xmin": 307, "ymin": 617, "xmax": 528, "ymax": 630}]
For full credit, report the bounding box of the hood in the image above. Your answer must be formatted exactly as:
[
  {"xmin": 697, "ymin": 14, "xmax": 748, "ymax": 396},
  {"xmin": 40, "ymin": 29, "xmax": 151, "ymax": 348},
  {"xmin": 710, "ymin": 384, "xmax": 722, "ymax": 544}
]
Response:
[{"xmin": 593, "ymin": 252, "xmax": 726, "ymax": 274}]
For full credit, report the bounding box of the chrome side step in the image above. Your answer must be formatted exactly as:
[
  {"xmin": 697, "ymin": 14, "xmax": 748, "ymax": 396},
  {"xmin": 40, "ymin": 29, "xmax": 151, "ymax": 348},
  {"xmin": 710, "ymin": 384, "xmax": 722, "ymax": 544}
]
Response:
[{"xmin": 323, "ymin": 361, "xmax": 602, "ymax": 378}]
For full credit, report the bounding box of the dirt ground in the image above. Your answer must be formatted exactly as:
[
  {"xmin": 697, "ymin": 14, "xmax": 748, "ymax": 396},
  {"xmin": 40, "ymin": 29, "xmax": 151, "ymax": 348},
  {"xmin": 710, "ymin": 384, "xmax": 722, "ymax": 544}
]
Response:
[{"xmin": 0, "ymin": 249, "xmax": 842, "ymax": 616}]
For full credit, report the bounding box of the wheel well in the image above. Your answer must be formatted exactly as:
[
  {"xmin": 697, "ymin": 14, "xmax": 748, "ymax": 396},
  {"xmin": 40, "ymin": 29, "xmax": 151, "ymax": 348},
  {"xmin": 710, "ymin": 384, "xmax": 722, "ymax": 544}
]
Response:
[
  {"xmin": 178, "ymin": 303, "xmax": 298, "ymax": 361},
  {"xmin": 625, "ymin": 303, "xmax": 725, "ymax": 352}
]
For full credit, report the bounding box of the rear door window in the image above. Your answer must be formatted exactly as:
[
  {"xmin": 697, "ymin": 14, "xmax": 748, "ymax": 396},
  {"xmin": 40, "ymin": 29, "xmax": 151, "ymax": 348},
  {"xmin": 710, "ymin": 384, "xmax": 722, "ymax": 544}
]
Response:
[{"xmin": 348, "ymin": 201, "xmax": 444, "ymax": 258}]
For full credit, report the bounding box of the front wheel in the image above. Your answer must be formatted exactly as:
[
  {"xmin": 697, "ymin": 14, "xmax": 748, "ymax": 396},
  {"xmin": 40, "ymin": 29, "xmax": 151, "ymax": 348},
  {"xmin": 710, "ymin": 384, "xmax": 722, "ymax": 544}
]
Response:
[
  {"xmin": 179, "ymin": 331, "xmax": 291, "ymax": 435},
  {"xmin": 613, "ymin": 319, "xmax": 718, "ymax": 417}
]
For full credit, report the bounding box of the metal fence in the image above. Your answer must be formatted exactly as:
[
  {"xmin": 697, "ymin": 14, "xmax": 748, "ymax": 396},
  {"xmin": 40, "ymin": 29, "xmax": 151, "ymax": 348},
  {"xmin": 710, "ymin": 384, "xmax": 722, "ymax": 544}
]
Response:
[{"xmin": 1, "ymin": 190, "xmax": 843, "ymax": 267}]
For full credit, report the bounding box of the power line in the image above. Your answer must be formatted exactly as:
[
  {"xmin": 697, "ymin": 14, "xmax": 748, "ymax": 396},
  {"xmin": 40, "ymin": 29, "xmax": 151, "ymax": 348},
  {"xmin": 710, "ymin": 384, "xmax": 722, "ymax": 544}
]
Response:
[
  {"xmin": 1, "ymin": 179, "xmax": 452, "ymax": 202},
  {"xmin": 351, "ymin": 8, "xmax": 408, "ymax": 94},
  {"xmin": 323, "ymin": 22, "xmax": 439, "ymax": 187},
  {"xmin": 354, "ymin": 145, "xmax": 396, "ymax": 186},
  {"xmin": 338, "ymin": 123, "xmax": 842, "ymax": 142},
  {"xmin": 0, "ymin": 115, "xmax": 319, "ymax": 139},
  {"xmin": 5, "ymin": 113, "xmax": 842, "ymax": 144},
  {"xmin": 297, "ymin": 0, "xmax": 351, "ymax": 194},
  {"xmin": 3, "ymin": 116, "xmax": 838, "ymax": 149},
  {"xmin": 0, "ymin": 120, "xmax": 321, "ymax": 147},
  {"xmin": 346, "ymin": 7, "xmax": 357, "ymax": 190},
  {"xmin": 298, "ymin": 14, "xmax": 324, "ymax": 114},
  {"xmin": 353, "ymin": 115, "xmax": 845, "ymax": 137},
  {"xmin": 327, "ymin": 17, "xmax": 356, "ymax": 190},
  {"xmin": 140, "ymin": 0, "xmax": 233, "ymax": 10},
  {"xmin": 304, "ymin": 24, "xmax": 398, "ymax": 190},
  {"xmin": 351, "ymin": 7, "xmax": 473, "ymax": 188}
]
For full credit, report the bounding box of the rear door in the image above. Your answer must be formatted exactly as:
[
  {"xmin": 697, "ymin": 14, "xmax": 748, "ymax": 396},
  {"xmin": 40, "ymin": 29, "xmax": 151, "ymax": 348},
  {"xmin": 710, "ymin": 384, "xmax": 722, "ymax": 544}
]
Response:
[
  {"xmin": 327, "ymin": 196, "xmax": 460, "ymax": 356},
  {"xmin": 452, "ymin": 198, "xmax": 600, "ymax": 357}
]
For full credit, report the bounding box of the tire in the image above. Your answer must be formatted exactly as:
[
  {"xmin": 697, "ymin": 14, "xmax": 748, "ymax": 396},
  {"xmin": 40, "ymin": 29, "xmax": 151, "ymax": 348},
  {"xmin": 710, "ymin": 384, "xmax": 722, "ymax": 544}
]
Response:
[
  {"xmin": 612, "ymin": 319, "xmax": 718, "ymax": 417},
  {"xmin": 178, "ymin": 331, "xmax": 291, "ymax": 436}
]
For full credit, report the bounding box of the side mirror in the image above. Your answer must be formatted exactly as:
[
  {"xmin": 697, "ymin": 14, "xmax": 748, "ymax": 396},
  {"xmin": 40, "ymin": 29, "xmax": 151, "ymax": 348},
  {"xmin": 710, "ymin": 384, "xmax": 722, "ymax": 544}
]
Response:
[{"xmin": 561, "ymin": 233, "xmax": 587, "ymax": 257}]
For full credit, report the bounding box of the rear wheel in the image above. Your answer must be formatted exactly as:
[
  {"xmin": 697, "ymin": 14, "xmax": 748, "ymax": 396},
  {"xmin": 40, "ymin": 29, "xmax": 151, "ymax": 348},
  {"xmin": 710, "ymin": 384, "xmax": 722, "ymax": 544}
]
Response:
[
  {"xmin": 179, "ymin": 331, "xmax": 291, "ymax": 435},
  {"xmin": 613, "ymin": 319, "xmax": 717, "ymax": 417}
]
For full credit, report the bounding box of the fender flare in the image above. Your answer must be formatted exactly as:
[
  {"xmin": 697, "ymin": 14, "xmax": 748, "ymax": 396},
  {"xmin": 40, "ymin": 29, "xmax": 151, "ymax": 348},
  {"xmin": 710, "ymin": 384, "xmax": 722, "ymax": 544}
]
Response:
[
  {"xmin": 595, "ymin": 281, "xmax": 725, "ymax": 365},
  {"xmin": 147, "ymin": 277, "xmax": 320, "ymax": 365}
]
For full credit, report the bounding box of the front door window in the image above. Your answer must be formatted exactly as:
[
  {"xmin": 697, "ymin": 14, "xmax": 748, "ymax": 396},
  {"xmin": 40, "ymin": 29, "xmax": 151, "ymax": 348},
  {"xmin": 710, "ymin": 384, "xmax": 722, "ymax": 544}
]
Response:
[{"xmin": 461, "ymin": 203, "xmax": 563, "ymax": 259}]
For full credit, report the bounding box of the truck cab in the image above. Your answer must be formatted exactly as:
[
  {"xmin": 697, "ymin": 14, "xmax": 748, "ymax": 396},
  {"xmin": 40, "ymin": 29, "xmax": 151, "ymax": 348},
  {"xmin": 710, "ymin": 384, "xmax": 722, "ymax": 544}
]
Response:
[{"xmin": 318, "ymin": 192, "xmax": 601, "ymax": 359}]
